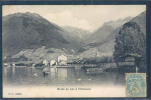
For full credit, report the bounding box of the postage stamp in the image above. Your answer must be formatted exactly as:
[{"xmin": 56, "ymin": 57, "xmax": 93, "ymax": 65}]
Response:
[{"xmin": 125, "ymin": 73, "xmax": 146, "ymax": 97}]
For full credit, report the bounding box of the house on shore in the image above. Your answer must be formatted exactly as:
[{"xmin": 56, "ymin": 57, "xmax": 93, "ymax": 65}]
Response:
[
  {"xmin": 57, "ymin": 55, "xmax": 67, "ymax": 65},
  {"xmin": 50, "ymin": 59, "xmax": 57, "ymax": 66},
  {"xmin": 43, "ymin": 60, "xmax": 49, "ymax": 66},
  {"xmin": 117, "ymin": 53, "xmax": 142, "ymax": 72}
]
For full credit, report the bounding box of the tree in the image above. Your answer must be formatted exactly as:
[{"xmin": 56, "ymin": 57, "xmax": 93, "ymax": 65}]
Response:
[{"xmin": 113, "ymin": 21, "xmax": 146, "ymax": 62}]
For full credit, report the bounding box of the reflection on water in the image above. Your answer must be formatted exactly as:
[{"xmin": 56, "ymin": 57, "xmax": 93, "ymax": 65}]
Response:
[{"xmin": 3, "ymin": 66, "xmax": 125, "ymax": 86}]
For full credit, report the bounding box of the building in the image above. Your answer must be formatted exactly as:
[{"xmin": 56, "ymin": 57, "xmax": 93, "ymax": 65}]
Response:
[
  {"xmin": 50, "ymin": 60, "xmax": 57, "ymax": 66},
  {"xmin": 58, "ymin": 55, "xmax": 67, "ymax": 65},
  {"xmin": 3, "ymin": 63, "xmax": 8, "ymax": 66},
  {"xmin": 117, "ymin": 54, "xmax": 142, "ymax": 72},
  {"xmin": 43, "ymin": 60, "xmax": 48, "ymax": 66}
]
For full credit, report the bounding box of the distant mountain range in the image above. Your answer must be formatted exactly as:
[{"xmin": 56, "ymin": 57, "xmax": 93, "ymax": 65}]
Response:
[
  {"xmin": 103, "ymin": 16, "xmax": 133, "ymax": 29},
  {"xmin": 81, "ymin": 16, "xmax": 133, "ymax": 47},
  {"xmin": 63, "ymin": 26, "xmax": 90, "ymax": 40},
  {"xmin": 78, "ymin": 11, "xmax": 146, "ymax": 58},
  {"xmin": 2, "ymin": 11, "xmax": 146, "ymax": 61}
]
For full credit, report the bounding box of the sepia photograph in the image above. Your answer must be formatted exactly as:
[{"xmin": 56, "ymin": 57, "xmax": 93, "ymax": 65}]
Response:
[{"xmin": 2, "ymin": 5, "xmax": 146, "ymax": 98}]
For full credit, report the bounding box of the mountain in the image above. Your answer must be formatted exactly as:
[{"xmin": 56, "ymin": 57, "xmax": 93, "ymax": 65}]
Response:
[
  {"xmin": 131, "ymin": 11, "xmax": 146, "ymax": 34},
  {"xmin": 2, "ymin": 12, "xmax": 82, "ymax": 57},
  {"xmin": 3, "ymin": 11, "xmax": 146, "ymax": 61},
  {"xmin": 63, "ymin": 26, "xmax": 91, "ymax": 41},
  {"xmin": 103, "ymin": 16, "xmax": 133, "ymax": 29},
  {"xmin": 85, "ymin": 24, "xmax": 114, "ymax": 45},
  {"xmin": 78, "ymin": 17, "xmax": 131, "ymax": 54},
  {"xmin": 78, "ymin": 11, "xmax": 146, "ymax": 58},
  {"xmin": 103, "ymin": 11, "xmax": 146, "ymax": 43},
  {"xmin": 84, "ymin": 16, "xmax": 133, "ymax": 47}
]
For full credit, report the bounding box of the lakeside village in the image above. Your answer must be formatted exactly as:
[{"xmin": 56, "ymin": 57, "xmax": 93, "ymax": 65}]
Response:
[{"xmin": 3, "ymin": 53, "xmax": 145, "ymax": 76}]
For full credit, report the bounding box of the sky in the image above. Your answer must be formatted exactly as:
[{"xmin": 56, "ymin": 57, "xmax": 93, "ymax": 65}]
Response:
[{"xmin": 3, "ymin": 5, "xmax": 146, "ymax": 32}]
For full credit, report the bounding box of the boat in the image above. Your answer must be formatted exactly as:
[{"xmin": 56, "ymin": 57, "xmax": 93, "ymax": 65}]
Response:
[{"xmin": 43, "ymin": 67, "xmax": 50, "ymax": 76}]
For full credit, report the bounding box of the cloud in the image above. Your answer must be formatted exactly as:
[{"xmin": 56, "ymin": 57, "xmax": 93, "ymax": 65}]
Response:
[
  {"xmin": 44, "ymin": 10, "xmax": 93, "ymax": 31},
  {"xmin": 3, "ymin": 5, "xmax": 145, "ymax": 32}
]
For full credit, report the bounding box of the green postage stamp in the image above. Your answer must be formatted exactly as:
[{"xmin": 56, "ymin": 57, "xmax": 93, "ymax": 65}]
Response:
[{"xmin": 126, "ymin": 73, "xmax": 146, "ymax": 97}]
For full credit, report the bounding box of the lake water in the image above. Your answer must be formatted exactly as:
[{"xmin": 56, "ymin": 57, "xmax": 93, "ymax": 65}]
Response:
[{"xmin": 3, "ymin": 66, "xmax": 125, "ymax": 87}]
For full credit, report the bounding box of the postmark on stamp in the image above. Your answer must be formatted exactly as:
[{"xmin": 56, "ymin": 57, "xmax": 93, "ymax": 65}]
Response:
[{"xmin": 125, "ymin": 73, "xmax": 146, "ymax": 97}]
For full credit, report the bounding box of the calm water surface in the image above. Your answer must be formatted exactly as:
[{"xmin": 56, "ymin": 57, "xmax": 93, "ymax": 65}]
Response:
[{"xmin": 3, "ymin": 66, "xmax": 125, "ymax": 87}]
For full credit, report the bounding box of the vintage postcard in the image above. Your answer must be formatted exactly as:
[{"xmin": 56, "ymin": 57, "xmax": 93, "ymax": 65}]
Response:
[{"xmin": 2, "ymin": 5, "xmax": 146, "ymax": 98}]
